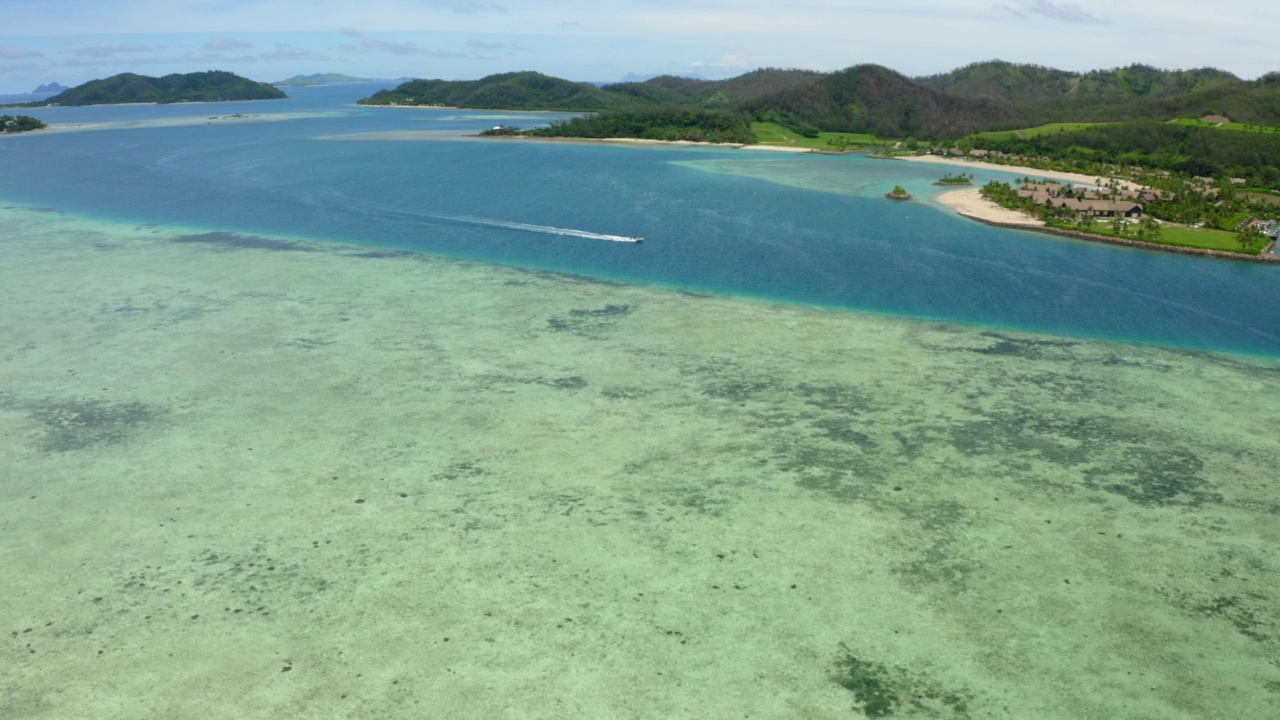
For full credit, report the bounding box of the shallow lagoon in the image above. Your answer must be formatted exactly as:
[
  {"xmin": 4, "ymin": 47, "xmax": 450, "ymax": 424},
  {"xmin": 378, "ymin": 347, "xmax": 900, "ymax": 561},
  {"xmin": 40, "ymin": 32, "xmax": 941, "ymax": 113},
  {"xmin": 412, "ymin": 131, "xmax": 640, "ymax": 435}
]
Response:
[
  {"xmin": 5, "ymin": 86, "xmax": 1280, "ymax": 355},
  {"xmin": 2, "ymin": 86, "xmax": 1279, "ymax": 718}
]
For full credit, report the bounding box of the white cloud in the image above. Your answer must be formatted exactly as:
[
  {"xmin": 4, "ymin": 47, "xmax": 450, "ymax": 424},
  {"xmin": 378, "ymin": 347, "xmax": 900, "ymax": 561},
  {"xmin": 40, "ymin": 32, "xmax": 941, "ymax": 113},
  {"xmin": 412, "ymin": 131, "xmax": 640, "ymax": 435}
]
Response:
[
  {"xmin": 338, "ymin": 37, "xmax": 473, "ymax": 59},
  {"xmin": 0, "ymin": 47, "xmax": 45, "ymax": 59},
  {"xmin": 994, "ymin": 0, "xmax": 1106, "ymax": 24},
  {"xmin": 204, "ymin": 36, "xmax": 254, "ymax": 51},
  {"xmin": 70, "ymin": 44, "xmax": 156, "ymax": 58},
  {"xmin": 416, "ymin": 0, "xmax": 506, "ymax": 13},
  {"xmin": 0, "ymin": 63, "xmax": 42, "ymax": 81},
  {"xmin": 692, "ymin": 54, "xmax": 747, "ymax": 70},
  {"xmin": 358, "ymin": 38, "xmax": 433, "ymax": 56},
  {"xmin": 258, "ymin": 43, "xmax": 327, "ymax": 61},
  {"xmin": 466, "ymin": 39, "xmax": 524, "ymax": 52}
]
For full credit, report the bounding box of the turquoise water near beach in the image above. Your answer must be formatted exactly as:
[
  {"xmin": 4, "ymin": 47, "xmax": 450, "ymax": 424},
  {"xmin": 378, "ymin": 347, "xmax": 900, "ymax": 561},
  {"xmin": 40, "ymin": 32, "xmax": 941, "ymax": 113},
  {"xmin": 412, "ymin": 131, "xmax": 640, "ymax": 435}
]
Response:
[
  {"xmin": 2, "ymin": 85, "xmax": 1278, "ymax": 718},
  {"xmin": 4, "ymin": 85, "xmax": 1278, "ymax": 355}
]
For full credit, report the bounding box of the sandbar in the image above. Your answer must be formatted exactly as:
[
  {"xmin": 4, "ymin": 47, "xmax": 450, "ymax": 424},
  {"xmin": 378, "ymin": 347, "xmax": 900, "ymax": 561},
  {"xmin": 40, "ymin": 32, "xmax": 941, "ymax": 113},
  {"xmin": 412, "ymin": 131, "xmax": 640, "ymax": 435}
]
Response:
[
  {"xmin": 892, "ymin": 154, "xmax": 1140, "ymax": 189},
  {"xmin": 317, "ymin": 131, "xmax": 818, "ymax": 153}
]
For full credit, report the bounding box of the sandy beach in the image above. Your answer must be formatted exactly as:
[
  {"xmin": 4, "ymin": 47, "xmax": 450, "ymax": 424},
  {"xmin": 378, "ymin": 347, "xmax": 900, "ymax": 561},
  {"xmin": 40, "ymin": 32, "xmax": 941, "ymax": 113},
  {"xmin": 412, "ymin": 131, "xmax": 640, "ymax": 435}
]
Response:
[
  {"xmin": 317, "ymin": 131, "xmax": 819, "ymax": 153},
  {"xmin": 892, "ymin": 153, "xmax": 1139, "ymax": 189},
  {"xmin": 935, "ymin": 187, "xmax": 1043, "ymax": 226}
]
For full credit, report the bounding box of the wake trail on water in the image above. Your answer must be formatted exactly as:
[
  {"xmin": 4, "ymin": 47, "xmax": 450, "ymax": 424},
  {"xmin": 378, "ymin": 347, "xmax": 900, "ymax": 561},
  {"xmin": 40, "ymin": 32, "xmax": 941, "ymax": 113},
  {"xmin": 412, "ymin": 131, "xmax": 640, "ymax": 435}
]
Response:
[
  {"xmin": 425, "ymin": 213, "xmax": 642, "ymax": 243},
  {"xmin": 317, "ymin": 191, "xmax": 641, "ymax": 243}
]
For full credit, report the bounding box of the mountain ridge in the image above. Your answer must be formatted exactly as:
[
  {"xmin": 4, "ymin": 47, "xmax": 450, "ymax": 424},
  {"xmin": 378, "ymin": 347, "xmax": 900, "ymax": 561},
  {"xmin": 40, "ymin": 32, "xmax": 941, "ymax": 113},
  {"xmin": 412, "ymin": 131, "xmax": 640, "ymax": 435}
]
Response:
[
  {"xmin": 17, "ymin": 71, "xmax": 285, "ymax": 107},
  {"xmin": 358, "ymin": 61, "xmax": 1280, "ymax": 140}
]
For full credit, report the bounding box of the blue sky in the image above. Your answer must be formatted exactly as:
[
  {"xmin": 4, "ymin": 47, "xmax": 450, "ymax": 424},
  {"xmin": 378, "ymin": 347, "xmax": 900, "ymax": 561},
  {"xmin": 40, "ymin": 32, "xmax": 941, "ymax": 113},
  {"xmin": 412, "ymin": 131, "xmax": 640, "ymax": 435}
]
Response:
[{"xmin": 1, "ymin": 0, "xmax": 1277, "ymax": 93}]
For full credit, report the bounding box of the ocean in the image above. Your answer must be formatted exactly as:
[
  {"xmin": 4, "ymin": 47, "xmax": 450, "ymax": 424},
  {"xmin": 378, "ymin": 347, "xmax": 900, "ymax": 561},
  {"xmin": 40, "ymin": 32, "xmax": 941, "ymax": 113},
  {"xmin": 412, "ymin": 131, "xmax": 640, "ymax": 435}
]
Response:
[{"xmin": 2, "ymin": 84, "xmax": 1278, "ymax": 718}]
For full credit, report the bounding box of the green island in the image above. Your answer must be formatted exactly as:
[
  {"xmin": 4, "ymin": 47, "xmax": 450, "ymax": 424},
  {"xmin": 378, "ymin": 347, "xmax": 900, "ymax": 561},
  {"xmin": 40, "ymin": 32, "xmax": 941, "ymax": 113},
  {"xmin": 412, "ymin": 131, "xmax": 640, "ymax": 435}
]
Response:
[
  {"xmin": 885, "ymin": 185, "xmax": 913, "ymax": 201},
  {"xmin": 7, "ymin": 71, "xmax": 286, "ymax": 107},
  {"xmin": 358, "ymin": 61, "xmax": 1280, "ymax": 259},
  {"xmin": 272, "ymin": 73, "xmax": 373, "ymax": 87},
  {"xmin": 1, "ymin": 114, "xmax": 47, "ymax": 134}
]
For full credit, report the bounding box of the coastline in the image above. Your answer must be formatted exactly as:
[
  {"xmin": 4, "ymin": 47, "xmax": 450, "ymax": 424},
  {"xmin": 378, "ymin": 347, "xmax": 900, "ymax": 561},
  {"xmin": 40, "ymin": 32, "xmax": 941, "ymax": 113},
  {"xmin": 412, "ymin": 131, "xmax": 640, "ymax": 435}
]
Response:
[
  {"xmin": 935, "ymin": 187, "xmax": 1279, "ymax": 264},
  {"xmin": 891, "ymin": 153, "xmax": 1141, "ymax": 189},
  {"xmin": 475, "ymin": 134, "xmax": 818, "ymax": 153},
  {"xmin": 935, "ymin": 188, "xmax": 1044, "ymax": 227}
]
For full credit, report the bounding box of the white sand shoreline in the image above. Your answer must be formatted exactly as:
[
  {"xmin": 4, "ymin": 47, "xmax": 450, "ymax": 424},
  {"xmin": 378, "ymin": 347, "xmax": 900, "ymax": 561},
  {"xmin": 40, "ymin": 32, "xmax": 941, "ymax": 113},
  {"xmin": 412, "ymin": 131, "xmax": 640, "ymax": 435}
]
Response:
[
  {"xmin": 934, "ymin": 187, "xmax": 1044, "ymax": 227},
  {"xmin": 890, "ymin": 154, "xmax": 1140, "ymax": 189}
]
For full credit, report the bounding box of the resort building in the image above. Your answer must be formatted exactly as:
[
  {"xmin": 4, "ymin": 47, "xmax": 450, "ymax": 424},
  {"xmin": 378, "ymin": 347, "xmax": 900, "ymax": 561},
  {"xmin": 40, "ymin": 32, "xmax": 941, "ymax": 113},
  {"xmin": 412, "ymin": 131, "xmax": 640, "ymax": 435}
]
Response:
[{"xmin": 1016, "ymin": 183, "xmax": 1144, "ymax": 218}]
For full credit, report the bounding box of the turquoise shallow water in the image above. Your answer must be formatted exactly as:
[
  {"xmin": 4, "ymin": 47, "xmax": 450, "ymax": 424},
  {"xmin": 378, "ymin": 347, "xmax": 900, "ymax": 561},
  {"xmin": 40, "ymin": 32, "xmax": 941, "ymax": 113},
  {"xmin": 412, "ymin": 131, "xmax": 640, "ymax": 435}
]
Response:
[
  {"xmin": 3, "ymin": 84, "xmax": 1278, "ymax": 355},
  {"xmin": 3, "ymin": 91, "xmax": 1279, "ymax": 718},
  {"xmin": 2, "ymin": 204, "xmax": 1278, "ymax": 719}
]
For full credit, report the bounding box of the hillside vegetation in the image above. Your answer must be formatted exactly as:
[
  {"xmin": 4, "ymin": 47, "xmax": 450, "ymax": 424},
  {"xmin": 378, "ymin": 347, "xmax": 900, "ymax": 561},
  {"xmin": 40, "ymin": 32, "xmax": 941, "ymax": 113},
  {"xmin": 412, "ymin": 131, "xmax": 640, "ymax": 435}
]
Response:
[
  {"xmin": 524, "ymin": 107, "xmax": 756, "ymax": 144},
  {"xmin": 1, "ymin": 114, "xmax": 47, "ymax": 133},
  {"xmin": 967, "ymin": 121, "xmax": 1280, "ymax": 185},
  {"xmin": 361, "ymin": 72, "xmax": 626, "ymax": 110},
  {"xmin": 356, "ymin": 62, "xmax": 1280, "ymax": 170},
  {"xmin": 19, "ymin": 71, "xmax": 286, "ymax": 106}
]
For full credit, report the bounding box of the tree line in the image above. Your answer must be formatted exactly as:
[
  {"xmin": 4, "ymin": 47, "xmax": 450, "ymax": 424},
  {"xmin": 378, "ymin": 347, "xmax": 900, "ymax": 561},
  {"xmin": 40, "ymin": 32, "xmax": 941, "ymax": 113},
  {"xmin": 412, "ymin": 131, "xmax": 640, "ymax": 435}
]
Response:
[
  {"xmin": 0, "ymin": 115, "xmax": 46, "ymax": 133},
  {"xmin": 525, "ymin": 107, "xmax": 756, "ymax": 144}
]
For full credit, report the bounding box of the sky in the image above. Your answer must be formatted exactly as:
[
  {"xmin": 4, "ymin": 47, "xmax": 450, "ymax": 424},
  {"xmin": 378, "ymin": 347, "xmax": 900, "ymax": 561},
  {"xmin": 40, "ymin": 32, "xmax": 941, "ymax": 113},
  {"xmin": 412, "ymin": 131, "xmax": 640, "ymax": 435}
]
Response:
[{"xmin": 1, "ymin": 0, "xmax": 1278, "ymax": 93}]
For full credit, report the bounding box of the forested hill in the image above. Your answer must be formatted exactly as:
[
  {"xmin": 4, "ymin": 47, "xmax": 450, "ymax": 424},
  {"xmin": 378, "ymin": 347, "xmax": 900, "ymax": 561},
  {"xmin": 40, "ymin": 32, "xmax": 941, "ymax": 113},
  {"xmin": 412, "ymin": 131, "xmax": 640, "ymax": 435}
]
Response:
[
  {"xmin": 358, "ymin": 69, "xmax": 822, "ymax": 111},
  {"xmin": 360, "ymin": 72, "xmax": 626, "ymax": 110},
  {"xmin": 915, "ymin": 61, "xmax": 1280, "ymax": 127},
  {"xmin": 916, "ymin": 61, "xmax": 1242, "ymax": 104},
  {"xmin": 357, "ymin": 62, "xmax": 1280, "ymax": 141},
  {"xmin": 602, "ymin": 69, "xmax": 823, "ymax": 107},
  {"xmin": 739, "ymin": 64, "xmax": 1025, "ymax": 138},
  {"xmin": 25, "ymin": 71, "xmax": 286, "ymax": 106}
]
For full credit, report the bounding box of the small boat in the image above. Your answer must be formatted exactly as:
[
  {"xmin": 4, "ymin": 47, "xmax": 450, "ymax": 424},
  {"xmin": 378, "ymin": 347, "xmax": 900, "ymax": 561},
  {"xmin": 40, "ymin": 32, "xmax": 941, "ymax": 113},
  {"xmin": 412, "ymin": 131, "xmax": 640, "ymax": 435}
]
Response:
[{"xmin": 630, "ymin": 236, "xmax": 644, "ymax": 242}]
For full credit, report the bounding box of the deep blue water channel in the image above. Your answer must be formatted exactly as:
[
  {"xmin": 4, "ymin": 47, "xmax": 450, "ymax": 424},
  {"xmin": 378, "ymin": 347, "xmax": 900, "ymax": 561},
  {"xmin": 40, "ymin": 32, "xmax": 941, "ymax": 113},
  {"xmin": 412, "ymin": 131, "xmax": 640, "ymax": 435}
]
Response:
[{"xmin": 3, "ymin": 84, "xmax": 1279, "ymax": 355}]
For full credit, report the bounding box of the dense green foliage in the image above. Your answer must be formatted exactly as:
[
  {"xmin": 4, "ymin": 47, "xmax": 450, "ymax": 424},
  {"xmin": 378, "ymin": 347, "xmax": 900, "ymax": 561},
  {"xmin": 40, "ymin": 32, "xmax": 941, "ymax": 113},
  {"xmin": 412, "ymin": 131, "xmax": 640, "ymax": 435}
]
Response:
[
  {"xmin": 978, "ymin": 176, "xmax": 1273, "ymax": 254},
  {"xmin": 357, "ymin": 62, "xmax": 1280, "ymax": 167},
  {"xmin": 359, "ymin": 68, "xmax": 823, "ymax": 112},
  {"xmin": 740, "ymin": 64, "xmax": 1023, "ymax": 138},
  {"xmin": 26, "ymin": 71, "xmax": 285, "ymax": 106},
  {"xmin": 0, "ymin": 114, "xmax": 46, "ymax": 133},
  {"xmin": 613, "ymin": 69, "xmax": 824, "ymax": 107},
  {"xmin": 361, "ymin": 72, "xmax": 626, "ymax": 110},
  {"xmin": 919, "ymin": 61, "xmax": 1280, "ymax": 129},
  {"xmin": 527, "ymin": 107, "xmax": 756, "ymax": 144},
  {"xmin": 751, "ymin": 122, "xmax": 879, "ymax": 150},
  {"xmin": 919, "ymin": 61, "xmax": 1239, "ymax": 104},
  {"xmin": 969, "ymin": 122, "xmax": 1280, "ymax": 185}
]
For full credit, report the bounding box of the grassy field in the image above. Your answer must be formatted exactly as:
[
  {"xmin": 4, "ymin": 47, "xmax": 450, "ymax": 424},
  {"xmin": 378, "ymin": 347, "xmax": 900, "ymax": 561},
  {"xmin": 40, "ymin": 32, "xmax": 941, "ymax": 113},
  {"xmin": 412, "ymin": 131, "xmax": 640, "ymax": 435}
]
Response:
[
  {"xmin": 751, "ymin": 122, "xmax": 880, "ymax": 151},
  {"xmin": 1051, "ymin": 221, "xmax": 1252, "ymax": 254},
  {"xmin": 1169, "ymin": 118, "xmax": 1280, "ymax": 134},
  {"xmin": 967, "ymin": 122, "xmax": 1110, "ymax": 141},
  {"xmin": 1155, "ymin": 225, "xmax": 1251, "ymax": 252}
]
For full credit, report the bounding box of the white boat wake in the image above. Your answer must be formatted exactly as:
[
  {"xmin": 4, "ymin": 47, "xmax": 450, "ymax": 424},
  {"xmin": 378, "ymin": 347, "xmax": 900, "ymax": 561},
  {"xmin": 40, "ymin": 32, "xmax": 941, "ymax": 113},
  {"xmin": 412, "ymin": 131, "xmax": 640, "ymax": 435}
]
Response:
[
  {"xmin": 428, "ymin": 213, "xmax": 642, "ymax": 243},
  {"xmin": 315, "ymin": 191, "xmax": 643, "ymax": 243}
]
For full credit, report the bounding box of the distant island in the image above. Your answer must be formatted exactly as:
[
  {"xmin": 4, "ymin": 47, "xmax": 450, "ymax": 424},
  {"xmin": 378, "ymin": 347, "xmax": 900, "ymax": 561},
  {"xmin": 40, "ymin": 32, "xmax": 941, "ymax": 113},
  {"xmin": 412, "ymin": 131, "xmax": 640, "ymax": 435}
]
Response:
[
  {"xmin": 1, "ymin": 114, "xmax": 47, "ymax": 134},
  {"xmin": 356, "ymin": 64, "xmax": 1280, "ymax": 186},
  {"xmin": 32, "ymin": 83, "xmax": 67, "ymax": 94},
  {"xmin": 273, "ymin": 73, "xmax": 372, "ymax": 86},
  {"xmin": 9, "ymin": 71, "xmax": 285, "ymax": 107},
  {"xmin": 365, "ymin": 62, "xmax": 1280, "ymax": 259}
]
